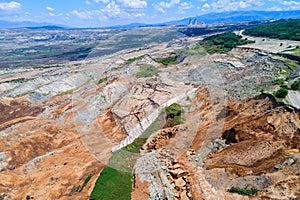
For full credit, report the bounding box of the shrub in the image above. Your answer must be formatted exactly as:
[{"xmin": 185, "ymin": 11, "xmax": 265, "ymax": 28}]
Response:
[
  {"xmin": 273, "ymin": 78, "xmax": 285, "ymax": 85},
  {"xmin": 274, "ymin": 87, "xmax": 288, "ymax": 98},
  {"xmin": 165, "ymin": 103, "xmax": 184, "ymax": 127},
  {"xmin": 228, "ymin": 186, "xmax": 259, "ymax": 196},
  {"xmin": 98, "ymin": 77, "xmax": 108, "ymax": 84},
  {"xmin": 154, "ymin": 56, "xmax": 179, "ymax": 65},
  {"xmin": 291, "ymin": 79, "xmax": 300, "ymax": 90},
  {"xmin": 125, "ymin": 55, "xmax": 144, "ymax": 64}
]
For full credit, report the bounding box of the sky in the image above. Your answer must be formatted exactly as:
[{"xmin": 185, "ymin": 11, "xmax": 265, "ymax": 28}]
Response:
[{"xmin": 0, "ymin": 0, "xmax": 300, "ymax": 27}]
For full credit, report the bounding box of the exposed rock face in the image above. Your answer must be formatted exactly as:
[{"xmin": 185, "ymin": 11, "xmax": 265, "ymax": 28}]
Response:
[{"xmin": 134, "ymin": 91, "xmax": 300, "ymax": 200}]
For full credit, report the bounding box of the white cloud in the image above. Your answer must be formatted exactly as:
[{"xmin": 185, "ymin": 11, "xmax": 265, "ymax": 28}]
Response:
[
  {"xmin": 49, "ymin": 12, "xmax": 55, "ymax": 17},
  {"xmin": 154, "ymin": 0, "xmax": 180, "ymax": 13},
  {"xmin": 180, "ymin": 1, "xmax": 193, "ymax": 9},
  {"xmin": 178, "ymin": 1, "xmax": 193, "ymax": 14},
  {"xmin": 0, "ymin": 1, "xmax": 21, "ymax": 11},
  {"xmin": 117, "ymin": 0, "xmax": 147, "ymax": 9},
  {"xmin": 46, "ymin": 6, "xmax": 55, "ymax": 12},
  {"xmin": 85, "ymin": 0, "xmax": 91, "ymax": 5},
  {"xmin": 210, "ymin": 0, "xmax": 264, "ymax": 12},
  {"xmin": 202, "ymin": 3, "xmax": 210, "ymax": 9},
  {"xmin": 94, "ymin": 0, "xmax": 110, "ymax": 3},
  {"xmin": 70, "ymin": 0, "xmax": 147, "ymax": 23},
  {"xmin": 134, "ymin": 12, "xmax": 145, "ymax": 17},
  {"xmin": 153, "ymin": 5, "xmax": 166, "ymax": 13},
  {"xmin": 101, "ymin": 1, "xmax": 121, "ymax": 17},
  {"xmin": 282, "ymin": 1, "xmax": 300, "ymax": 10},
  {"xmin": 70, "ymin": 10, "xmax": 98, "ymax": 19},
  {"xmin": 159, "ymin": 0, "xmax": 180, "ymax": 8}
]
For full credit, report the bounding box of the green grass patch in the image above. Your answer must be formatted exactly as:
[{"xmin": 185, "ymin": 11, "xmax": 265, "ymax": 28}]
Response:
[
  {"xmin": 136, "ymin": 64, "xmax": 160, "ymax": 78},
  {"xmin": 58, "ymin": 89, "xmax": 75, "ymax": 96},
  {"xmin": 284, "ymin": 46, "xmax": 300, "ymax": 57},
  {"xmin": 98, "ymin": 77, "xmax": 108, "ymax": 84},
  {"xmin": 90, "ymin": 117, "xmax": 161, "ymax": 200},
  {"xmin": 273, "ymin": 78, "xmax": 285, "ymax": 85},
  {"xmin": 228, "ymin": 186, "xmax": 259, "ymax": 196},
  {"xmin": 125, "ymin": 55, "xmax": 145, "ymax": 64},
  {"xmin": 171, "ymin": 44, "xmax": 207, "ymax": 58},
  {"xmin": 70, "ymin": 174, "xmax": 93, "ymax": 194},
  {"xmin": 17, "ymin": 90, "xmax": 35, "ymax": 97},
  {"xmin": 90, "ymin": 167, "xmax": 132, "ymax": 200},
  {"xmin": 165, "ymin": 103, "xmax": 184, "ymax": 127},
  {"xmin": 154, "ymin": 56, "xmax": 179, "ymax": 65},
  {"xmin": 111, "ymin": 66, "xmax": 123, "ymax": 71},
  {"xmin": 278, "ymin": 57, "xmax": 299, "ymax": 70},
  {"xmin": 291, "ymin": 79, "xmax": 300, "ymax": 90},
  {"xmin": 274, "ymin": 87, "xmax": 288, "ymax": 99},
  {"xmin": 199, "ymin": 32, "xmax": 254, "ymax": 54}
]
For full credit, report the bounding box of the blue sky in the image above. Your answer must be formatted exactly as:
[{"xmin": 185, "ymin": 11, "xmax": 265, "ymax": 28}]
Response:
[{"xmin": 0, "ymin": 0, "xmax": 300, "ymax": 27}]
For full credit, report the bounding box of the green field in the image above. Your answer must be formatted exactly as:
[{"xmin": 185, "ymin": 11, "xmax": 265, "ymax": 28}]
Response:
[
  {"xmin": 200, "ymin": 32, "xmax": 254, "ymax": 53},
  {"xmin": 90, "ymin": 118, "xmax": 161, "ymax": 200},
  {"xmin": 283, "ymin": 46, "xmax": 300, "ymax": 57}
]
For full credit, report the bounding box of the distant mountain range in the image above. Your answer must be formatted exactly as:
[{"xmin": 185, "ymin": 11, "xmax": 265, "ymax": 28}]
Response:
[
  {"xmin": 163, "ymin": 10, "xmax": 300, "ymax": 25},
  {"xmin": 1, "ymin": 10, "xmax": 300, "ymax": 29},
  {"xmin": 109, "ymin": 10, "xmax": 300, "ymax": 28},
  {"xmin": 0, "ymin": 20, "xmax": 68, "ymax": 29}
]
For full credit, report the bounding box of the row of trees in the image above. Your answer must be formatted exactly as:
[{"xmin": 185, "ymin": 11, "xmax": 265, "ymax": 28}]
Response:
[{"xmin": 244, "ymin": 19, "xmax": 300, "ymax": 41}]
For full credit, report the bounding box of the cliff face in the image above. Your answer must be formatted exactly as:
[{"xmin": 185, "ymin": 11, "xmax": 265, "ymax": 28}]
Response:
[
  {"xmin": 0, "ymin": 35, "xmax": 299, "ymax": 200},
  {"xmin": 201, "ymin": 94, "xmax": 300, "ymax": 199}
]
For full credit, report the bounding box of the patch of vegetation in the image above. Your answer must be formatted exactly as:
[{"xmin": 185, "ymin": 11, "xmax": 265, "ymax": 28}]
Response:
[
  {"xmin": 90, "ymin": 117, "xmax": 161, "ymax": 200},
  {"xmin": 33, "ymin": 64, "xmax": 61, "ymax": 69},
  {"xmin": 111, "ymin": 66, "xmax": 123, "ymax": 71},
  {"xmin": 70, "ymin": 174, "xmax": 93, "ymax": 194},
  {"xmin": 199, "ymin": 32, "xmax": 254, "ymax": 53},
  {"xmin": 154, "ymin": 56, "xmax": 179, "ymax": 65},
  {"xmin": 291, "ymin": 79, "xmax": 300, "ymax": 90},
  {"xmin": 274, "ymin": 87, "xmax": 288, "ymax": 99},
  {"xmin": 244, "ymin": 19, "xmax": 300, "ymax": 41},
  {"xmin": 165, "ymin": 103, "xmax": 184, "ymax": 127},
  {"xmin": 98, "ymin": 77, "xmax": 108, "ymax": 84},
  {"xmin": 17, "ymin": 90, "xmax": 35, "ymax": 97},
  {"xmin": 58, "ymin": 89, "xmax": 75, "ymax": 96},
  {"xmin": 278, "ymin": 57, "xmax": 299, "ymax": 70},
  {"xmin": 125, "ymin": 55, "xmax": 144, "ymax": 64},
  {"xmin": 136, "ymin": 64, "xmax": 160, "ymax": 78},
  {"xmin": 273, "ymin": 78, "xmax": 285, "ymax": 85},
  {"xmin": 284, "ymin": 45, "xmax": 300, "ymax": 57},
  {"xmin": 90, "ymin": 167, "xmax": 132, "ymax": 200},
  {"xmin": 171, "ymin": 44, "xmax": 207, "ymax": 58},
  {"xmin": 42, "ymin": 91, "xmax": 51, "ymax": 96},
  {"xmin": 1, "ymin": 78, "xmax": 26, "ymax": 84},
  {"xmin": 228, "ymin": 186, "xmax": 259, "ymax": 196},
  {"xmin": 82, "ymin": 174, "xmax": 93, "ymax": 190}
]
